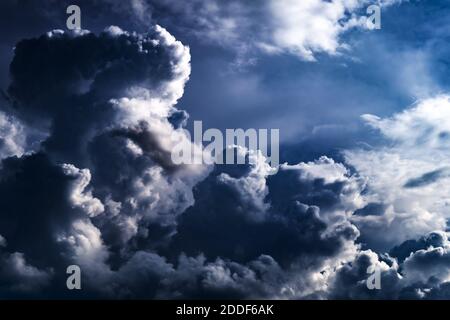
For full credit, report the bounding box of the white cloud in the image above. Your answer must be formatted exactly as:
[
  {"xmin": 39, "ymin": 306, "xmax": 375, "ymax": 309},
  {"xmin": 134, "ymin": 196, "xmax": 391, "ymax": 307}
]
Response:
[
  {"xmin": 264, "ymin": 0, "xmax": 362, "ymax": 61},
  {"xmin": 149, "ymin": 0, "xmax": 407, "ymax": 62},
  {"xmin": 217, "ymin": 147, "xmax": 275, "ymax": 221},
  {"xmin": 0, "ymin": 111, "xmax": 26, "ymax": 159},
  {"xmin": 62, "ymin": 164, "xmax": 105, "ymax": 218},
  {"xmin": 282, "ymin": 155, "xmax": 352, "ymax": 184},
  {"xmin": 345, "ymin": 96, "xmax": 450, "ymax": 249},
  {"xmin": 56, "ymin": 219, "xmax": 113, "ymax": 291},
  {"xmin": 402, "ymin": 238, "xmax": 450, "ymax": 285}
]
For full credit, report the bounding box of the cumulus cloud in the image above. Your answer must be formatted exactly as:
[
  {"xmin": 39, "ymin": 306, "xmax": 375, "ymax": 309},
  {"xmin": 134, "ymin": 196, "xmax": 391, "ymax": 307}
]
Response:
[
  {"xmin": 0, "ymin": 17, "xmax": 447, "ymax": 300},
  {"xmin": 269, "ymin": 156, "xmax": 365, "ymax": 220},
  {"xmin": 0, "ymin": 140, "xmax": 364, "ymax": 298},
  {"xmin": 86, "ymin": 90, "xmax": 450, "ymax": 299},
  {"xmin": 263, "ymin": 0, "xmax": 410, "ymax": 61},
  {"xmin": 165, "ymin": 150, "xmax": 363, "ymax": 299},
  {"xmin": 328, "ymin": 249, "xmax": 402, "ymax": 299},
  {"xmin": 262, "ymin": 0, "xmax": 363, "ymax": 61},
  {"xmin": 112, "ymin": 251, "xmax": 287, "ymax": 299},
  {"xmin": 0, "ymin": 25, "xmax": 211, "ymax": 296},
  {"xmin": 329, "ymin": 231, "xmax": 450, "ymax": 299},
  {"xmin": 5, "ymin": 25, "xmax": 210, "ymax": 252},
  {"xmin": 401, "ymin": 232, "xmax": 450, "ymax": 286}
]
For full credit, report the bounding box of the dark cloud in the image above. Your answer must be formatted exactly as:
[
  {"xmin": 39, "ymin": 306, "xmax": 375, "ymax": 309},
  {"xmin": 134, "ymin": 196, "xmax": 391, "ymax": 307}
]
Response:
[
  {"xmin": 113, "ymin": 252, "xmax": 287, "ymax": 299},
  {"xmin": 0, "ymin": 246, "xmax": 52, "ymax": 298},
  {"xmin": 328, "ymin": 250, "xmax": 402, "ymax": 299},
  {"xmin": 354, "ymin": 203, "xmax": 387, "ymax": 217},
  {"xmin": 423, "ymin": 282, "xmax": 450, "ymax": 299},
  {"xmin": 172, "ymin": 194, "xmax": 350, "ymax": 267},
  {"xmin": 150, "ymin": 153, "xmax": 363, "ymax": 299},
  {"xmin": 0, "ymin": 25, "xmax": 208, "ymax": 298},
  {"xmin": 404, "ymin": 168, "xmax": 450, "ymax": 188},
  {"xmin": 329, "ymin": 231, "xmax": 450, "ymax": 300},
  {"xmin": 2, "ymin": 24, "xmax": 204, "ymax": 251},
  {"xmin": 0, "ymin": 152, "xmax": 106, "ymax": 297},
  {"xmin": 6, "ymin": 26, "xmax": 183, "ymax": 164},
  {"xmin": 267, "ymin": 160, "xmax": 361, "ymax": 214},
  {"xmin": 0, "ymin": 153, "xmax": 82, "ymax": 267},
  {"xmin": 390, "ymin": 231, "xmax": 448, "ymax": 263}
]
